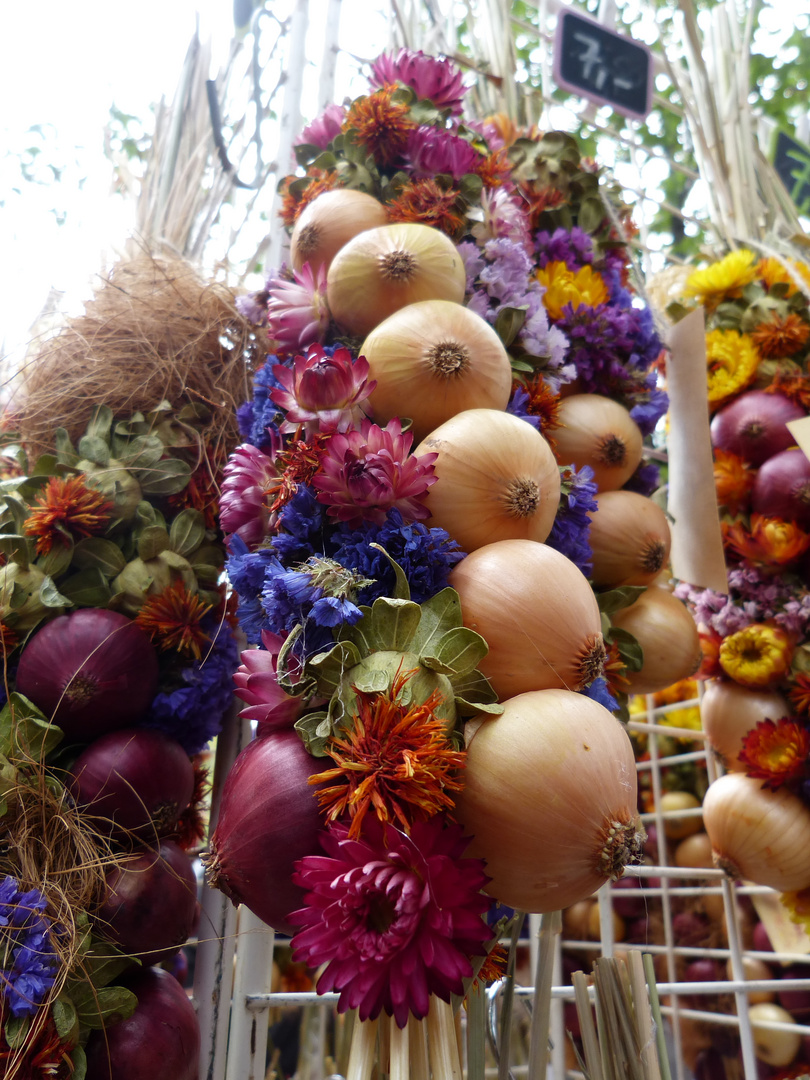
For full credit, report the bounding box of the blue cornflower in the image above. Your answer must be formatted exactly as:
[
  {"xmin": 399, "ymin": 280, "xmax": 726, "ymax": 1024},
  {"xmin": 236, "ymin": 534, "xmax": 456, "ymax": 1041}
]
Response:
[
  {"xmin": 332, "ymin": 508, "xmax": 465, "ymax": 605},
  {"xmin": 0, "ymin": 877, "xmax": 58, "ymax": 1018},
  {"xmin": 545, "ymin": 464, "xmax": 598, "ymax": 576},
  {"xmin": 630, "ymin": 388, "xmax": 669, "ymax": 437},
  {"xmin": 261, "ymin": 556, "xmax": 367, "ymax": 655},
  {"xmin": 141, "ymin": 619, "xmax": 241, "ymax": 755}
]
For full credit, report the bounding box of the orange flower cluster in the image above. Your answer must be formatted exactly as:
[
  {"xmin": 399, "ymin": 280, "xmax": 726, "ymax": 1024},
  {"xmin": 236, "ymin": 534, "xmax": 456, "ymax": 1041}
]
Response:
[
  {"xmin": 387, "ymin": 178, "xmax": 466, "ymax": 238},
  {"xmin": 739, "ymin": 718, "xmax": 810, "ymax": 790},
  {"xmin": 342, "ymin": 85, "xmax": 415, "ymax": 167},
  {"xmin": 23, "ymin": 475, "xmax": 113, "ymax": 556},
  {"xmin": 136, "ymin": 581, "xmax": 213, "ymax": 660}
]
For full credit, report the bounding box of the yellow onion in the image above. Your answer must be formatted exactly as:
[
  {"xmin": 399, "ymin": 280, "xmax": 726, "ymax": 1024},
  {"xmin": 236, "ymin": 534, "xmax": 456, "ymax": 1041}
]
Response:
[
  {"xmin": 448, "ymin": 539, "xmax": 605, "ymax": 700},
  {"xmin": 415, "ymin": 410, "xmax": 561, "ymax": 551},
  {"xmin": 701, "ymin": 679, "xmax": 790, "ymax": 771},
  {"xmin": 327, "ymin": 222, "xmax": 466, "ymax": 337},
  {"xmin": 748, "ymin": 1003, "xmax": 802, "ymax": 1067},
  {"xmin": 454, "ymin": 688, "xmax": 643, "ymax": 912},
  {"xmin": 610, "ymin": 586, "xmax": 701, "ymax": 695},
  {"xmin": 290, "ymin": 189, "xmax": 389, "ymax": 275},
  {"xmin": 703, "ymin": 772, "xmax": 810, "ymax": 892},
  {"xmin": 360, "ymin": 301, "xmax": 513, "ymax": 442},
  {"xmin": 553, "ymin": 395, "xmax": 643, "ymax": 491},
  {"xmin": 588, "ymin": 490, "xmax": 672, "ymax": 587}
]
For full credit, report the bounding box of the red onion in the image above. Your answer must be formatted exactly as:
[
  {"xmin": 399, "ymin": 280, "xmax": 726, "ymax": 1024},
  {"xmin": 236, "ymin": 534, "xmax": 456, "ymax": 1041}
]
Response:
[
  {"xmin": 16, "ymin": 608, "xmax": 159, "ymax": 739},
  {"xmin": 84, "ymin": 966, "xmax": 199, "ymax": 1080},
  {"xmin": 752, "ymin": 920, "xmax": 774, "ymax": 953},
  {"xmin": 70, "ymin": 729, "xmax": 194, "ymax": 837},
  {"xmin": 610, "ymin": 876, "xmax": 647, "ymax": 920},
  {"xmin": 205, "ymin": 730, "xmax": 325, "ymax": 935},
  {"xmin": 752, "ymin": 448, "xmax": 810, "ymax": 526},
  {"xmin": 96, "ymin": 841, "xmax": 197, "ymax": 966},
  {"xmin": 710, "ymin": 390, "xmax": 805, "ymax": 465}
]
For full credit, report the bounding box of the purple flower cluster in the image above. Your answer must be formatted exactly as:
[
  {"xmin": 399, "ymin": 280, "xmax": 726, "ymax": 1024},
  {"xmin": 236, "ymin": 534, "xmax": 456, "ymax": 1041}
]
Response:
[
  {"xmin": 0, "ymin": 877, "xmax": 58, "ymax": 1017},
  {"xmin": 674, "ymin": 563, "xmax": 810, "ymax": 640},
  {"xmin": 544, "ymin": 465, "xmax": 598, "ymax": 575}
]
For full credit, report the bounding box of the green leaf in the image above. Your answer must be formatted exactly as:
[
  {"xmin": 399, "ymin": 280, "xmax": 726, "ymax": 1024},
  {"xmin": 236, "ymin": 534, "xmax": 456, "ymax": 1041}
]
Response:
[
  {"xmin": 455, "ymin": 696, "xmax": 504, "ymax": 718},
  {"xmin": 458, "ymin": 171, "xmax": 484, "ymax": 202},
  {"xmin": 70, "ymin": 1045, "xmax": 87, "ymax": 1080},
  {"xmin": 54, "ymin": 428, "xmax": 79, "ymax": 466},
  {"xmin": 38, "ymin": 538, "xmax": 74, "ymax": 579},
  {"xmin": 30, "ymin": 453, "xmax": 58, "ymax": 476},
  {"xmin": 368, "ymin": 543, "xmax": 410, "ymax": 600},
  {"xmin": 578, "ymin": 196, "xmax": 606, "ymax": 234},
  {"xmin": 73, "ymin": 985, "xmax": 138, "ymax": 1029},
  {"xmin": 39, "ymin": 575, "xmax": 72, "ymax": 609},
  {"xmin": 86, "ymin": 405, "xmax": 113, "ymax": 443},
  {"xmin": 294, "ymin": 711, "xmax": 332, "ymax": 757},
  {"xmin": 0, "ymin": 693, "xmax": 64, "ymax": 760},
  {"xmin": 609, "ymin": 626, "xmax": 644, "ymax": 672},
  {"xmin": 137, "ymin": 457, "xmax": 191, "ymax": 496},
  {"xmin": 80, "ymin": 939, "xmax": 139, "ymax": 989},
  {"xmin": 451, "ymin": 667, "xmax": 501, "ymax": 707},
  {"xmin": 52, "ymin": 996, "xmax": 79, "ymax": 1040},
  {"xmin": 120, "ymin": 434, "xmax": 164, "ymax": 471},
  {"xmin": 0, "ymin": 534, "xmax": 30, "ymax": 564},
  {"xmin": 73, "ymin": 537, "xmax": 127, "ymax": 577},
  {"xmin": 596, "ymin": 586, "xmax": 646, "ymax": 616},
  {"xmin": 421, "ymin": 627, "xmax": 489, "ymax": 677},
  {"xmin": 4, "ymin": 1014, "xmax": 30, "ymax": 1049},
  {"xmin": 494, "ymin": 306, "xmax": 527, "ymax": 348},
  {"xmin": 58, "ymin": 568, "xmax": 112, "ymax": 607},
  {"xmin": 78, "ymin": 435, "xmax": 110, "ymax": 466},
  {"xmin": 367, "ymin": 597, "xmax": 421, "ymax": 652},
  {"xmin": 409, "ymin": 587, "xmax": 463, "ymax": 656},
  {"xmin": 351, "ymin": 666, "xmax": 389, "ymax": 694},
  {"xmin": 137, "ymin": 525, "xmax": 170, "ymax": 561},
  {"xmin": 308, "ymin": 640, "xmax": 362, "ymax": 695},
  {"xmin": 169, "ymin": 509, "xmax": 206, "ymax": 558}
]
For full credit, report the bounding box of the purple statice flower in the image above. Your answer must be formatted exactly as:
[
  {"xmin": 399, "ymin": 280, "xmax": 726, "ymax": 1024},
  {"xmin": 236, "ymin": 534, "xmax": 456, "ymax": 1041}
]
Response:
[
  {"xmin": 236, "ymin": 290, "xmax": 269, "ymax": 325},
  {"xmin": 142, "ymin": 619, "xmax": 241, "ymax": 755},
  {"xmin": 535, "ymin": 226, "xmax": 594, "ymax": 271},
  {"xmin": 244, "ymin": 359, "xmax": 286, "ymax": 451},
  {"xmin": 478, "ymin": 237, "xmax": 535, "ymax": 307},
  {"xmin": 0, "ymin": 877, "xmax": 58, "ymax": 1017},
  {"xmin": 458, "ymin": 240, "xmax": 486, "ymax": 289},
  {"xmin": 506, "ymin": 386, "xmax": 541, "ymax": 430},
  {"xmin": 673, "ymin": 582, "xmax": 750, "ymax": 638},
  {"xmin": 520, "ymin": 307, "xmax": 572, "ymax": 392},
  {"xmin": 582, "ymin": 676, "xmax": 619, "ymax": 713},
  {"xmin": 296, "ymin": 102, "xmax": 345, "ymax": 149},
  {"xmin": 403, "ymin": 125, "xmax": 481, "ymax": 179},
  {"xmin": 270, "ymin": 485, "xmax": 327, "ymax": 563},
  {"xmin": 226, "ymin": 536, "xmax": 280, "ymax": 644},
  {"xmin": 369, "ymin": 48, "xmax": 467, "ymax": 116},
  {"xmin": 545, "ymin": 464, "xmax": 598, "ymax": 575},
  {"xmin": 630, "ymin": 388, "xmax": 669, "ymax": 437},
  {"xmin": 331, "ymin": 507, "xmax": 465, "ymax": 605},
  {"xmin": 623, "ymin": 461, "xmax": 662, "ymax": 498},
  {"xmin": 553, "ymin": 302, "xmax": 640, "ymax": 396}
]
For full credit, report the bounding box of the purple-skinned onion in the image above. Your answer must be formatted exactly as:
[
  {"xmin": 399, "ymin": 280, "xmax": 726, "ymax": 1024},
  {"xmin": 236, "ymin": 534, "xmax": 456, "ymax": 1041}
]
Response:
[
  {"xmin": 710, "ymin": 390, "xmax": 805, "ymax": 466},
  {"xmin": 752, "ymin": 448, "xmax": 810, "ymax": 526},
  {"xmin": 16, "ymin": 608, "xmax": 159, "ymax": 739},
  {"xmin": 70, "ymin": 729, "xmax": 194, "ymax": 837}
]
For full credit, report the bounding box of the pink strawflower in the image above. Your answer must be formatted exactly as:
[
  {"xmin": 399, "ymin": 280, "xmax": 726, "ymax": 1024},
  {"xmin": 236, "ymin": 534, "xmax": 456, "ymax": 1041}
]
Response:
[
  {"xmin": 370, "ymin": 49, "xmax": 467, "ymax": 117},
  {"xmin": 220, "ymin": 440, "xmax": 280, "ymax": 549},
  {"xmin": 404, "ymin": 125, "xmax": 481, "ymax": 180},
  {"xmin": 267, "ymin": 262, "xmax": 330, "ymax": 352},
  {"xmin": 289, "ymin": 817, "xmax": 492, "ymax": 1026},
  {"xmin": 311, "ymin": 418, "xmax": 437, "ymax": 527},
  {"xmin": 472, "ymin": 187, "xmax": 532, "ymax": 251},
  {"xmin": 270, "ymin": 345, "xmax": 376, "ymax": 434},
  {"xmin": 233, "ymin": 630, "xmax": 307, "ymax": 733},
  {"xmin": 295, "ymin": 103, "xmax": 346, "ymax": 149}
]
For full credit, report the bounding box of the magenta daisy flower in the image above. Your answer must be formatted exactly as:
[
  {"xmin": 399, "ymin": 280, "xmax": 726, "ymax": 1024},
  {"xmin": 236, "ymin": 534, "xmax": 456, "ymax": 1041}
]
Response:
[
  {"xmin": 233, "ymin": 629, "xmax": 309, "ymax": 733},
  {"xmin": 267, "ymin": 262, "xmax": 330, "ymax": 352},
  {"xmin": 369, "ymin": 48, "xmax": 467, "ymax": 116},
  {"xmin": 270, "ymin": 345, "xmax": 376, "ymax": 434},
  {"xmin": 220, "ymin": 440, "xmax": 281, "ymax": 549},
  {"xmin": 404, "ymin": 125, "xmax": 482, "ymax": 180},
  {"xmin": 289, "ymin": 817, "xmax": 492, "ymax": 1026},
  {"xmin": 296, "ymin": 103, "xmax": 346, "ymax": 149},
  {"xmin": 311, "ymin": 418, "xmax": 437, "ymax": 526}
]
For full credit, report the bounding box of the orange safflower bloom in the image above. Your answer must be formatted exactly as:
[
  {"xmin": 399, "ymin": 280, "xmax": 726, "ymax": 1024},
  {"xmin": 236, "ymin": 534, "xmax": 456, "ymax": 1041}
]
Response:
[
  {"xmin": 342, "ymin": 86, "xmax": 416, "ymax": 168},
  {"xmin": 476, "ymin": 147, "xmax": 512, "ymax": 188},
  {"xmin": 310, "ymin": 671, "xmax": 465, "ymax": 838},
  {"xmin": 516, "ymin": 377, "xmax": 562, "ymax": 447},
  {"xmin": 387, "ymin": 178, "xmax": 466, "ymax": 238},
  {"xmin": 267, "ymin": 432, "xmax": 332, "ymax": 515},
  {"xmin": 517, "ymin": 181, "xmax": 567, "ymax": 232},
  {"xmin": 750, "ymin": 313, "xmax": 810, "ymax": 358},
  {"xmin": 765, "ymin": 371, "xmax": 810, "ymax": 411},
  {"xmin": 136, "ymin": 581, "xmax": 213, "ymax": 660},
  {"xmin": 696, "ymin": 628, "xmax": 724, "ymax": 680},
  {"xmin": 24, "ymin": 474, "xmax": 112, "ymax": 555}
]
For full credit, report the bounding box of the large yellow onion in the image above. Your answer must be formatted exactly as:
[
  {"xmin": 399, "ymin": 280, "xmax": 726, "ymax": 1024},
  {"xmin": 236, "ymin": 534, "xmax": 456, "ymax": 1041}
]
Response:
[
  {"xmin": 553, "ymin": 394, "xmax": 643, "ymax": 491},
  {"xmin": 290, "ymin": 189, "xmax": 390, "ymax": 275},
  {"xmin": 454, "ymin": 689, "xmax": 643, "ymax": 912},
  {"xmin": 327, "ymin": 222, "xmax": 466, "ymax": 337},
  {"xmin": 610, "ymin": 585, "xmax": 701, "ymax": 695},
  {"xmin": 360, "ymin": 301, "xmax": 513, "ymax": 442},
  {"xmin": 448, "ymin": 539, "xmax": 605, "ymax": 699},
  {"xmin": 588, "ymin": 490, "xmax": 672, "ymax": 587},
  {"xmin": 415, "ymin": 409, "xmax": 561, "ymax": 551},
  {"xmin": 701, "ymin": 679, "xmax": 790, "ymax": 771},
  {"xmin": 703, "ymin": 772, "xmax": 810, "ymax": 892}
]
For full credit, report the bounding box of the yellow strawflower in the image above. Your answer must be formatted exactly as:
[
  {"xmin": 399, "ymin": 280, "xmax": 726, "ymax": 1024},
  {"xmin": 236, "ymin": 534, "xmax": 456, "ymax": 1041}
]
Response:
[
  {"xmin": 705, "ymin": 328, "xmax": 760, "ymax": 407},
  {"xmin": 537, "ymin": 261, "xmax": 609, "ymax": 320},
  {"xmin": 718, "ymin": 623, "xmax": 793, "ymax": 688},
  {"xmin": 683, "ymin": 249, "xmax": 757, "ymax": 308}
]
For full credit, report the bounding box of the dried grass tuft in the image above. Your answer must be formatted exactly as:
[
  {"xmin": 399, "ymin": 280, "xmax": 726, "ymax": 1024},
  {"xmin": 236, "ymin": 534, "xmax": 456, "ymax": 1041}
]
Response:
[{"xmin": 9, "ymin": 250, "xmax": 255, "ymax": 462}]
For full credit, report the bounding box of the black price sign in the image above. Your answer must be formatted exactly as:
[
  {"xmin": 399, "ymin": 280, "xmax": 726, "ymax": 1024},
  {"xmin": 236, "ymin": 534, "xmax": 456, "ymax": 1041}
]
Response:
[
  {"xmin": 553, "ymin": 9, "xmax": 653, "ymax": 121},
  {"xmin": 773, "ymin": 130, "xmax": 810, "ymax": 216}
]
